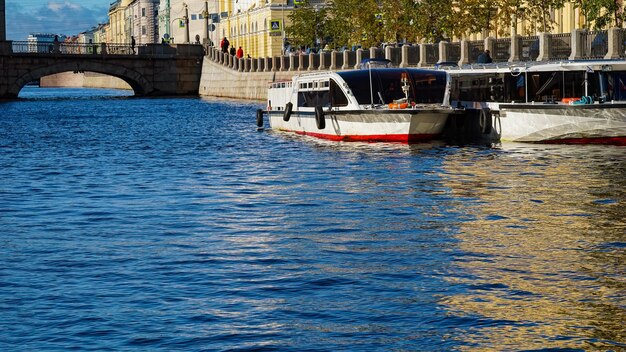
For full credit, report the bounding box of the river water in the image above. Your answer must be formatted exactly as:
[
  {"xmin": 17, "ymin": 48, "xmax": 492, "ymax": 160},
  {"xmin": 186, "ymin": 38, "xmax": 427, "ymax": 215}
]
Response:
[{"xmin": 1, "ymin": 87, "xmax": 625, "ymax": 351}]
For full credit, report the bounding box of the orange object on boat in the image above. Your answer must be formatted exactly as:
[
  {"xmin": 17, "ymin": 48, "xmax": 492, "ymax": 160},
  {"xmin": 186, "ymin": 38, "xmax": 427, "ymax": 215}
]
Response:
[
  {"xmin": 561, "ymin": 97, "xmax": 580, "ymax": 103},
  {"xmin": 388, "ymin": 102, "xmax": 409, "ymax": 109}
]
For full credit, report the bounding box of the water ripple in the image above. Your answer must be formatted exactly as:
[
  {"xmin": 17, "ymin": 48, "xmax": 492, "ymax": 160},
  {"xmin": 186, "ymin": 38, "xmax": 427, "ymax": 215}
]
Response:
[{"xmin": 0, "ymin": 88, "xmax": 624, "ymax": 351}]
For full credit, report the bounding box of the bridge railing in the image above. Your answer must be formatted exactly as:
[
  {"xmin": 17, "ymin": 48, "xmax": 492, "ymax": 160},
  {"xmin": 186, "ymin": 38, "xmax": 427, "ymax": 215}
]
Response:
[
  {"xmin": 9, "ymin": 41, "xmax": 204, "ymax": 58},
  {"xmin": 11, "ymin": 41, "xmax": 103, "ymax": 55}
]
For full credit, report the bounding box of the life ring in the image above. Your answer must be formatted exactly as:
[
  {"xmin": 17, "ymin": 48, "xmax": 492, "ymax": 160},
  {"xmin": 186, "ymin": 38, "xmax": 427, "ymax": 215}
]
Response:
[
  {"xmin": 283, "ymin": 102, "xmax": 293, "ymax": 121},
  {"xmin": 479, "ymin": 108, "xmax": 492, "ymax": 134},
  {"xmin": 256, "ymin": 109, "xmax": 264, "ymax": 127},
  {"xmin": 388, "ymin": 102, "xmax": 409, "ymax": 109},
  {"xmin": 315, "ymin": 106, "xmax": 325, "ymax": 129}
]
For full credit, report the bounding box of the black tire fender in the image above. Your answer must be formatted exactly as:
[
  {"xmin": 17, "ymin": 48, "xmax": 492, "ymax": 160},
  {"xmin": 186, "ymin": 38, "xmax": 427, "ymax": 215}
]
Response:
[
  {"xmin": 256, "ymin": 109, "xmax": 264, "ymax": 127},
  {"xmin": 315, "ymin": 106, "xmax": 325, "ymax": 129},
  {"xmin": 479, "ymin": 108, "xmax": 492, "ymax": 134},
  {"xmin": 283, "ymin": 102, "xmax": 293, "ymax": 121}
]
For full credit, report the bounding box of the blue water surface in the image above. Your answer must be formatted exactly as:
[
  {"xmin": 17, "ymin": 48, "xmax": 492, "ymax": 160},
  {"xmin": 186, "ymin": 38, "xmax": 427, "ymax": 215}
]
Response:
[{"xmin": 1, "ymin": 87, "xmax": 625, "ymax": 351}]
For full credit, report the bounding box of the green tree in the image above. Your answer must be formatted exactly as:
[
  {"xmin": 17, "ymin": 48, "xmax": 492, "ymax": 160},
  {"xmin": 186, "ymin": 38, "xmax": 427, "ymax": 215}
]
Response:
[
  {"xmin": 285, "ymin": 0, "xmax": 328, "ymax": 49},
  {"xmin": 326, "ymin": 0, "xmax": 380, "ymax": 48},
  {"xmin": 576, "ymin": 0, "xmax": 624, "ymax": 29},
  {"xmin": 412, "ymin": 0, "xmax": 455, "ymax": 41}
]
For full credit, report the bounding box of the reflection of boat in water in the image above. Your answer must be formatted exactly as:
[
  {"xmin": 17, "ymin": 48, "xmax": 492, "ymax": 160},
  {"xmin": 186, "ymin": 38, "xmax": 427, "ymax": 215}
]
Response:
[
  {"xmin": 258, "ymin": 62, "xmax": 458, "ymax": 143},
  {"xmin": 445, "ymin": 60, "xmax": 626, "ymax": 145}
]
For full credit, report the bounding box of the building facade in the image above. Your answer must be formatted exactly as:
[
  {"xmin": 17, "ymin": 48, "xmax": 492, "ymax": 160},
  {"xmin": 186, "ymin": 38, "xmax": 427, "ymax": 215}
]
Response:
[
  {"xmin": 108, "ymin": 0, "xmax": 134, "ymax": 43},
  {"xmin": 212, "ymin": 0, "xmax": 328, "ymax": 58},
  {"xmin": 126, "ymin": 0, "xmax": 160, "ymax": 44},
  {"xmin": 158, "ymin": 0, "xmax": 219, "ymax": 44}
]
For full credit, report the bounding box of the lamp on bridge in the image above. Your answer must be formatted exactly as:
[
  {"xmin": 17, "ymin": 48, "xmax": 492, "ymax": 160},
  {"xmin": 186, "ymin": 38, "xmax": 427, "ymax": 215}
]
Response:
[{"xmin": 0, "ymin": 0, "xmax": 6, "ymax": 41}]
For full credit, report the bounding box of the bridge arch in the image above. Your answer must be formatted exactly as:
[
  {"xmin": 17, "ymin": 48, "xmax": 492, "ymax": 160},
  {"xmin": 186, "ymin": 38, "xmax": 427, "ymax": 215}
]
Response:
[{"xmin": 9, "ymin": 60, "xmax": 155, "ymax": 97}]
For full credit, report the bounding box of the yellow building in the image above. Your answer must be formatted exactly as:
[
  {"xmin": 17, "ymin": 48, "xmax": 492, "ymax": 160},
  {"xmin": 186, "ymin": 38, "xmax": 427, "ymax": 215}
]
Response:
[
  {"xmin": 108, "ymin": 0, "xmax": 134, "ymax": 43},
  {"xmin": 218, "ymin": 0, "xmax": 301, "ymax": 58}
]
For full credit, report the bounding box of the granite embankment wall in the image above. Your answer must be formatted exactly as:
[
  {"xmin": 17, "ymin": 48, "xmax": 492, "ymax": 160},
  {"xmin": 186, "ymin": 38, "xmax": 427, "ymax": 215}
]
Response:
[
  {"xmin": 198, "ymin": 57, "xmax": 294, "ymax": 102},
  {"xmin": 41, "ymin": 72, "xmax": 132, "ymax": 90}
]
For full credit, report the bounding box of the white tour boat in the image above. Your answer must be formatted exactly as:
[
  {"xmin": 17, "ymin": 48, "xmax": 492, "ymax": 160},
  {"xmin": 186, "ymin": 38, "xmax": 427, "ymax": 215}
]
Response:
[
  {"xmin": 257, "ymin": 64, "xmax": 457, "ymax": 143},
  {"xmin": 445, "ymin": 60, "xmax": 626, "ymax": 145}
]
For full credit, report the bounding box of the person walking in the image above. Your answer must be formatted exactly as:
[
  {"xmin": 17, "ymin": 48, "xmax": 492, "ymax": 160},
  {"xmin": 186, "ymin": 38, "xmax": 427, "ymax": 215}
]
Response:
[
  {"xmin": 229, "ymin": 46, "xmax": 236, "ymax": 56},
  {"xmin": 477, "ymin": 49, "xmax": 492, "ymax": 63},
  {"xmin": 131, "ymin": 36, "xmax": 136, "ymax": 54},
  {"xmin": 236, "ymin": 46, "xmax": 243, "ymax": 58},
  {"xmin": 221, "ymin": 37, "xmax": 229, "ymax": 53}
]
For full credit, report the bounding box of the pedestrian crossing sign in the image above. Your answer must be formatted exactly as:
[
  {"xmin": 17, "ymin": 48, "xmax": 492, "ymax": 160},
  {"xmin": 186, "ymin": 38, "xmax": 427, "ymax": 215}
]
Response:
[{"xmin": 270, "ymin": 20, "xmax": 282, "ymax": 32}]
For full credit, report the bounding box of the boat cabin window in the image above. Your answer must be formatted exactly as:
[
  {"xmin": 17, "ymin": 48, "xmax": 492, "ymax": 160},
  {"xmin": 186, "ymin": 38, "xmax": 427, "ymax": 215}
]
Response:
[
  {"xmin": 330, "ymin": 79, "xmax": 349, "ymax": 107},
  {"xmin": 297, "ymin": 80, "xmax": 331, "ymax": 108},
  {"xmin": 451, "ymin": 73, "xmax": 507, "ymax": 102},
  {"xmin": 337, "ymin": 69, "xmax": 447, "ymax": 105},
  {"xmin": 451, "ymin": 70, "xmax": 626, "ymax": 103},
  {"xmin": 410, "ymin": 72, "xmax": 447, "ymax": 103}
]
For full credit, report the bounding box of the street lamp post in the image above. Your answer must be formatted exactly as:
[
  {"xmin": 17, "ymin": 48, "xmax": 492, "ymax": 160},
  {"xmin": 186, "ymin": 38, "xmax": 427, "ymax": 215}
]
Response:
[
  {"xmin": 183, "ymin": 2, "xmax": 190, "ymax": 43},
  {"xmin": 203, "ymin": 1, "xmax": 209, "ymax": 45},
  {"xmin": 0, "ymin": 0, "xmax": 6, "ymax": 41}
]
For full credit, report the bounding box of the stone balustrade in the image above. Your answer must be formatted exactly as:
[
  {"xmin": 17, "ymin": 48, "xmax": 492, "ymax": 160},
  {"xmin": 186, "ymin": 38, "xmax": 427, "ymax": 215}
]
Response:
[{"xmin": 205, "ymin": 28, "xmax": 626, "ymax": 73}]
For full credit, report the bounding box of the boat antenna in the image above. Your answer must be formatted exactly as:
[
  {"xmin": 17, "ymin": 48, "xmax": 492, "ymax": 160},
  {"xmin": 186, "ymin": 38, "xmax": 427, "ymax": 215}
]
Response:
[{"xmin": 369, "ymin": 61, "xmax": 374, "ymax": 108}]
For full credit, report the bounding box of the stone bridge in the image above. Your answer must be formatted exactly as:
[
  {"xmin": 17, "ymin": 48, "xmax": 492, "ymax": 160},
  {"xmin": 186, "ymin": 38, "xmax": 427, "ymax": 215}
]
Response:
[{"xmin": 0, "ymin": 42, "xmax": 205, "ymax": 99}]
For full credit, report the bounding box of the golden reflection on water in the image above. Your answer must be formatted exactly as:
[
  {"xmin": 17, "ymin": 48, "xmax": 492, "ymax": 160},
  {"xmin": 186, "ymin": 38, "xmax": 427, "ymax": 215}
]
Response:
[{"xmin": 437, "ymin": 143, "xmax": 626, "ymax": 351}]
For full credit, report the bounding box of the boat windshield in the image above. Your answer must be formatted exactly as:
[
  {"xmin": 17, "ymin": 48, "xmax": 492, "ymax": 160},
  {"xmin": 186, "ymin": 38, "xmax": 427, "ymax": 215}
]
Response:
[{"xmin": 337, "ymin": 69, "xmax": 447, "ymax": 105}]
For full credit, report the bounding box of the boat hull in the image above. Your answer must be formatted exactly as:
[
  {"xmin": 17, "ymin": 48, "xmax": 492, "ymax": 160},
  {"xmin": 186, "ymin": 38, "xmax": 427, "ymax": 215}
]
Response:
[
  {"xmin": 269, "ymin": 109, "xmax": 451, "ymax": 143},
  {"xmin": 497, "ymin": 103, "xmax": 626, "ymax": 145}
]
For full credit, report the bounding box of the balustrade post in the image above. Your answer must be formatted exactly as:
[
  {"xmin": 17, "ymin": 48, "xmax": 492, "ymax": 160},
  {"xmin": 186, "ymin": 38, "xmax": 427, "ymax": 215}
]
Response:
[
  {"xmin": 459, "ymin": 40, "xmax": 469, "ymax": 66},
  {"xmin": 484, "ymin": 37, "xmax": 495, "ymax": 58},
  {"xmin": 417, "ymin": 43, "xmax": 427, "ymax": 67},
  {"xmin": 537, "ymin": 32, "xmax": 552, "ymax": 61},
  {"xmin": 370, "ymin": 47, "xmax": 377, "ymax": 59},
  {"xmin": 264, "ymin": 57, "xmax": 271, "ymax": 72},
  {"xmin": 308, "ymin": 52, "xmax": 315, "ymax": 71},
  {"xmin": 569, "ymin": 29, "xmax": 584, "ymax": 60},
  {"xmin": 329, "ymin": 50, "xmax": 338, "ymax": 70},
  {"xmin": 509, "ymin": 35, "xmax": 520, "ymax": 62},
  {"xmin": 272, "ymin": 56, "xmax": 279, "ymax": 72},
  {"xmin": 250, "ymin": 58, "xmax": 257, "ymax": 72},
  {"xmin": 342, "ymin": 50, "xmax": 350, "ymax": 70},
  {"xmin": 298, "ymin": 54, "xmax": 306, "ymax": 71},
  {"xmin": 384, "ymin": 45, "xmax": 392, "ymax": 61},
  {"xmin": 289, "ymin": 54, "xmax": 296, "ymax": 71},
  {"xmin": 354, "ymin": 49, "xmax": 363, "ymax": 69},
  {"xmin": 439, "ymin": 41, "xmax": 449, "ymax": 63},
  {"xmin": 399, "ymin": 45, "xmax": 409, "ymax": 68},
  {"xmin": 605, "ymin": 28, "xmax": 621, "ymax": 59},
  {"xmin": 319, "ymin": 51, "xmax": 326, "ymax": 70}
]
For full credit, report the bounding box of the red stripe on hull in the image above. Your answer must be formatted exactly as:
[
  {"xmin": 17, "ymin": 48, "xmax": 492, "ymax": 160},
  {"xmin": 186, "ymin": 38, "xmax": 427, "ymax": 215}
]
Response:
[
  {"xmin": 292, "ymin": 130, "xmax": 439, "ymax": 143},
  {"xmin": 542, "ymin": 136, "xmax": 626, "ymax": 146}
]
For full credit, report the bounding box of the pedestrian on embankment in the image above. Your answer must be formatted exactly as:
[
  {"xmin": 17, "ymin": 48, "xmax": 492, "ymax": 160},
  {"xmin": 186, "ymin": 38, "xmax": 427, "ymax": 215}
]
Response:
[
  {"xmin": 221, "ymin": 37, "xmax": 229, "ymax": 53},
  {"xmin": 477, "ymin": 49, "xmax": 492, "ymax": 63}
]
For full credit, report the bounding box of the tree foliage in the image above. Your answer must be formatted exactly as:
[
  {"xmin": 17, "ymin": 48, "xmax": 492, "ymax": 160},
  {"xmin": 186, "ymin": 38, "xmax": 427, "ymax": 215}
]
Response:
[
  {"xmin": 286, "ymin": 0, "xmax": 626, "ymax": 48},
  {"xmin": 285, "ymin": 1, "xmax": 328, "ymax": 48}
]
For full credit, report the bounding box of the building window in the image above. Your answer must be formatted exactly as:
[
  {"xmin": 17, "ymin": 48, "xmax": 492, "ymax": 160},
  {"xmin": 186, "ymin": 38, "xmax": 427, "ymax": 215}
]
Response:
[
  {"xmin": 142, "ymin": 8, "xmax": 146, "ymax": 17},
  {"xmin": 142, "ymin": 26, "xmax": 147, "ymax": 35},
  {"xmin": 191, "ymin": 14, "xmax": 197, "ymax": 20}
]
